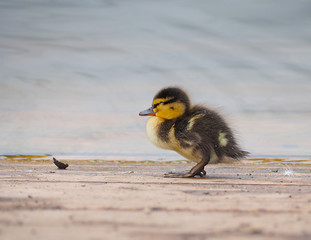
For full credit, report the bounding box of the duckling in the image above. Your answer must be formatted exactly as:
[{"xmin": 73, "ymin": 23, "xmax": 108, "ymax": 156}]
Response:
[{"xmin": 139, "ymin": 87, "xmax": 248, "ymax": 178}]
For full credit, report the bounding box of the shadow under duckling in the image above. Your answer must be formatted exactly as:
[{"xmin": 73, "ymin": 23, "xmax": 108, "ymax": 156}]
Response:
[{"xmin": 139, "ymin": 87, "xmax": 249, "ymax": 178}]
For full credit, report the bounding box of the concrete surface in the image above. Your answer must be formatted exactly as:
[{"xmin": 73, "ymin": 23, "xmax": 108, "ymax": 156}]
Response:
[{"xmin": 1, "ymin": 159, "xmax": 310, "ymax": 240}]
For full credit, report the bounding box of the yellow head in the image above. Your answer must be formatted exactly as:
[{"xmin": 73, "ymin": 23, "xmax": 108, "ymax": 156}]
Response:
[{"xmin": 139, "ymin": 87, "xmax": 190, "ymax": 120}]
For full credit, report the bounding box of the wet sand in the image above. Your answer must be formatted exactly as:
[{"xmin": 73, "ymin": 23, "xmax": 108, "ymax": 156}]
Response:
[{"xmin": 1, "ymin": 160, "xmax": 310, "ymax": 240}]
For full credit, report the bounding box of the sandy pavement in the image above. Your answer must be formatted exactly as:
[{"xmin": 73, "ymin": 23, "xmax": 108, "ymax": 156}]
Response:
[{"xmin": 0, "ymin": 160, "xmax": 311, "ymax": 240}]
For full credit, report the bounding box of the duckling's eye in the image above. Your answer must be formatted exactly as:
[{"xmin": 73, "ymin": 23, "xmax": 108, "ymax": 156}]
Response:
[{"xmin": 170, "ymin": 106, "xmax": 174, "ymax": 110}]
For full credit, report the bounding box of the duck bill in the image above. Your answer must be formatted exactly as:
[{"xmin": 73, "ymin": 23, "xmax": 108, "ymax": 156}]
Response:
[{"xmin": 139, "ymin": 107, "xmax": 156, "ymax": 116}]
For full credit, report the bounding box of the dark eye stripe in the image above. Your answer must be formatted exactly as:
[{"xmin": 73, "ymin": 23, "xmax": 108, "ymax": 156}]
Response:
[
  {"xmin": 153, "ymin": 102, "xmax": 161, "ymax": 108},
  {"xmin": 164, "ymin": 98, "xmax": 176, "ymax": 105},
  {"xmin": 153, "ymin": 98, "xmax": 176, "ymax": 108}
]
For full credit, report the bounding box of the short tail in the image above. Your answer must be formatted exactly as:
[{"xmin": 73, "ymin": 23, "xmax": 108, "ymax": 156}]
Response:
[{"xmin": 217, "ymin": 150, "xmax": 249, "ymax": 164}]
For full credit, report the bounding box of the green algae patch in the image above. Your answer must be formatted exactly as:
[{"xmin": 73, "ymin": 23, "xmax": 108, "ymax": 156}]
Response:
[
  {"xmin": 0, "ymin": 155, "xmax": 52, "ymax": 163},
  {"xmin": 246, "ymin": 157, "xmax": 311, "ymax": 165}
]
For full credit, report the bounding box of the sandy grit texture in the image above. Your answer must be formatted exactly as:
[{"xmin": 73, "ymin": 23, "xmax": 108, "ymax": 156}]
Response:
[{"xmin": 0, "ymin": 160, "xmax": 311, "ymax": 240}]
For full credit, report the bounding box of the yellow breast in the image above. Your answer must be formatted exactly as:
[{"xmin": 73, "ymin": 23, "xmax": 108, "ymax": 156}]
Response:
[
  {"xmin": 146, "ymin": 117, "xmax": 171, "ymax": 150},
  {"xmin": 146, "ymin": 116, "xmax": 203, "ymax": 163}
]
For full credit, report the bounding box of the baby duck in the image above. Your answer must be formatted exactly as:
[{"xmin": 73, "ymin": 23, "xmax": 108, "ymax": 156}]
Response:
[{"xmin": 139, "ymin": 87, "xmax": 248, "ymax": 178}]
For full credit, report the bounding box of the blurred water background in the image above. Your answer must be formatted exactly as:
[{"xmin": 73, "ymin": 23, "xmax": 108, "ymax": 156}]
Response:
[{"xmin": 1, "ymin": 0, "xmax": 311, "ymax": 162}]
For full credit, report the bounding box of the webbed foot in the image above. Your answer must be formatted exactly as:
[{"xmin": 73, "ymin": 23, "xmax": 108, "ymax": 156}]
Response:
[{"xmin": 164, "ymin": 169, "xmax": 206, "ymax": 178}]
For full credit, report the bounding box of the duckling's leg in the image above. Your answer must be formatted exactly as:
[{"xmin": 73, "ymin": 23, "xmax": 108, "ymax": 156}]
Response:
[{"xmin": 164, "ymin": 158, "xmax": 209, "ymax": 178}]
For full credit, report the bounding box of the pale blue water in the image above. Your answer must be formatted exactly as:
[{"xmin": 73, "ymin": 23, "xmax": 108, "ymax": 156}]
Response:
[{"xmin": 0, "ymin": 0, "xmax": 311, "ymax": 162}]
